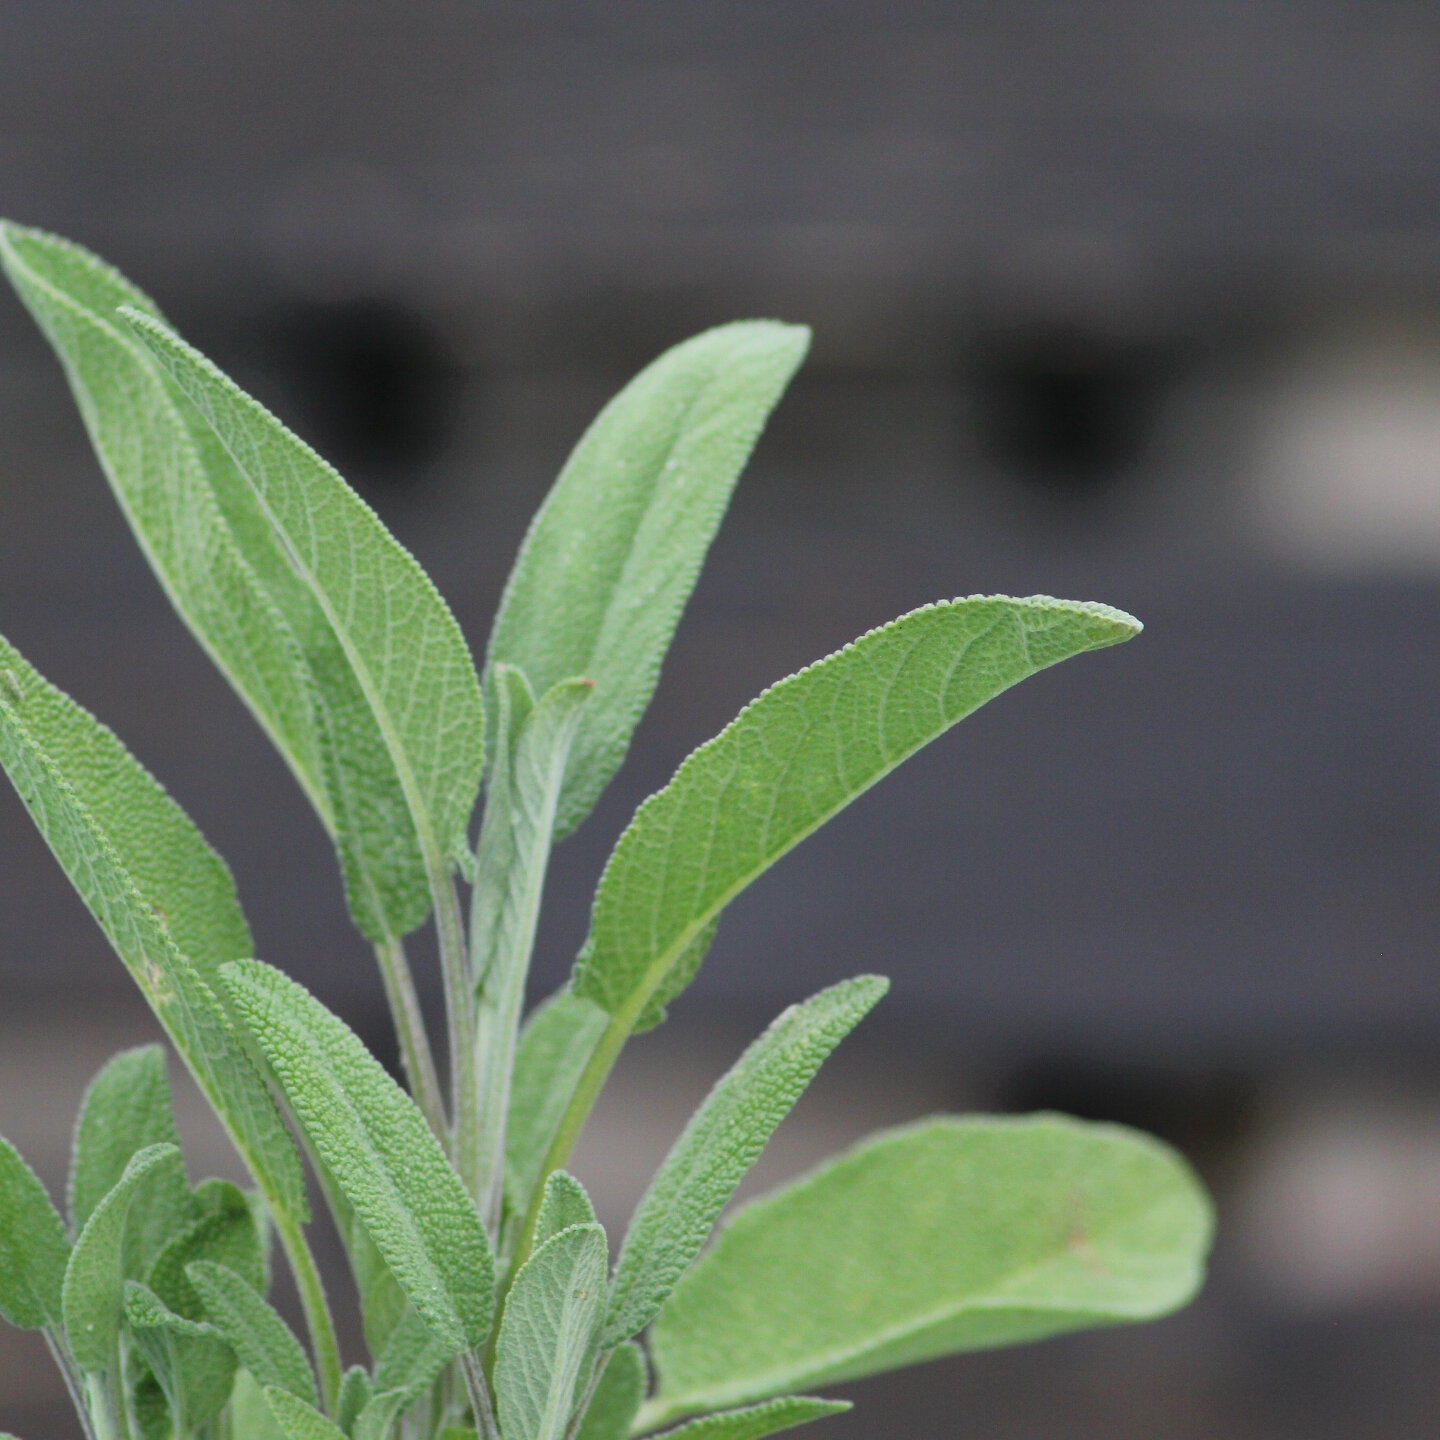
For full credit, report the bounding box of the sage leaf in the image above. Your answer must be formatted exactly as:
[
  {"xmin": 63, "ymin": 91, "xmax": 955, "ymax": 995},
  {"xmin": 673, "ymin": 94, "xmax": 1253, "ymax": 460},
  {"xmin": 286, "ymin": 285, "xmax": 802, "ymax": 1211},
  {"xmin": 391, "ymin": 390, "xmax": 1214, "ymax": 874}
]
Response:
[
  {"xmin": 505, "ymin": 989, "xmax": 609, "ymax": 1215},
  {"xmin": 231, "ymin": 1367, "xmax": 289, "ymax": 1440},
  {"xmin": 495, "ymin": 1223, "xmax": 608, "ymax": 1440},
  {"xmin": 373, "ymin": 1303, "xmax": 456, "ymax": 1396},
  {"xmin": 335, "ymin": 1364, "xmax": 373, "ymax": 1434},
  {"xmin": 649, "ymin": 1397, "xmax": 849, "ymax": 1440},
  {"xmin": 0, "ymin": 226, "xmax": 328, "ymax": 877},
  {"xmin": 188, "ymin": 1259, "xmax": 316, "ymax": 1403},
  {"xmin": 69, "ymin": 1046, "xmax": 196, "ymax": 1274},
  {"xmin": 574, "ymin": 1342, "xmax": 645, "ymax": 1440},
  {"xmin": 263, "ymin": 1384, "xmax": 350, "ymax": 1440},
  {"xmin": 487, "ymin": 320, "xmax": 809, "ymax": 838},
  {"xmin": 535, "ymin": 1172, "xmax": 597, "ymax": 1248},
  {"xmin": 124, "ymin": 1279, "xmax": 237, "ymax": 1432},
  {"xmin": 575, "ymin": 596, "xmax": 1140, "ymax": 1027},
  {"xmin": 0, "ymin": 639, "xmax": 306, "ymax": 1223},
  {"xmin": 472, "ymin": 672, "xmax": 593, "ymax": 1213},
  {"xmin": 0, "ymin": 1135, "xmax": 70, "ymax": 1329},
  {"xmin": 124, "ymin": 308, "xmax": 486, "ymax": 908},
  {"xmin": 647, "ymin": 1116, "xmax": 1213, "ymax": 1421},
  {"xmin": 223, "ymin": 960, "xmax": 494, "ymax": 1350},
  {"xmin": 605, "ymin": 975, "xmax": 886, "ymax": 1346},
  {"xmin": 147, "ymin": 1179, "xmax": 263, "ymax": 1320},
  {"xmin": 64, "ymin": 1143, "xmax": 182, "ymax": 1371}
]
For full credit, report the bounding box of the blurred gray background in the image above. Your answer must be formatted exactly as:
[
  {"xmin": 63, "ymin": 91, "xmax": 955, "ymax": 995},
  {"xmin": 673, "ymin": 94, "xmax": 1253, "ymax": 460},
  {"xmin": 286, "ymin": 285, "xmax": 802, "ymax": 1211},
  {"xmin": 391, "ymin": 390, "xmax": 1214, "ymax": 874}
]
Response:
[{"xmin": 4, "ymin": 3, "xmax": 1440, "ymax": 1434}]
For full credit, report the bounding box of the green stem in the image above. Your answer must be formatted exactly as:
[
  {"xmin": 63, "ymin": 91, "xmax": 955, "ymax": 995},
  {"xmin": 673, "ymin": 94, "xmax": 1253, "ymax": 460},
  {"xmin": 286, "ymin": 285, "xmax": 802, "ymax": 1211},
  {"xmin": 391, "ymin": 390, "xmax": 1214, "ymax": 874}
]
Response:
[
  {"xmin": 45, "ymin": 1331, "xmax": 98, "ymax": 1440},
  {"xmin": 373, "ymin": 934, "xmax": 447, "ymax": 1142},
  {"xmin": 433, "ymin": 865, "xmax": 480, "ymax": 1190},
  {"xmin": 274, "ymin": 1208, "xmax": 343, "ymax": 1414}
]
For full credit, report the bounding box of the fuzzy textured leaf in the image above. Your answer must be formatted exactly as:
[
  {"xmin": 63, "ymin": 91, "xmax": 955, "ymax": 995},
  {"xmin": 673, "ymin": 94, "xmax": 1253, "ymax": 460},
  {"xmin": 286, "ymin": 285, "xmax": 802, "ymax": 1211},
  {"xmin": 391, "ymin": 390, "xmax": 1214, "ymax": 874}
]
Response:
[
  {"xmin": 650, "ymin": 1397, "xmax": 849, "ymax": 1440},
  {"xmin": 262, "ymin": 1385, "xmax": 349, "ymax": 1440},
  {"xmin": 647, "ymin": 1116, "xmax": 1212, "ymax": 1422},
  {"xmin": 125, "ymin": 308, "xmax": 485, "ymax": 909},
  {"xmin": 0, "ymin": 1136, "xmax": 70, "ymax": 1329},
  {"xmin": 0, "ymin": 641, "xmax": 305, "ymax": 1222},
  {"xmin": 495, "ymin": 1223, "xmax": 608, "ymax": 1440},
  {"xmin": 125, "ymin": 1279, "xmax": 237, "ymax": 1432},
  {"xmin": 607, "ymin": 976, "xmax": 887, "ymax": 1346},
  {"xmin": 574, "ymin": 596, "xmax": 1140, "ymax": 1026},
  {"xmin": 535, "ymin": 1172, "xmax": 598, "ymax": 1249},
  {"xmin": 506, "ymin": 989, "xmax": 609, "ymax": 1214},
  {"xmin": 487, "ymin": 320, "xmax": 809, "ymax": 838},
  {"xmin": 224, "ymin": 961, "xmax": 493, "ymax": 1349},
  {"xmin": 147, "ymin": 1179, "xmax": 262, "ymax": 1321},
  {"xmin": 574, "ymin": 1342, "xmax": 645, "ymax": 1440},
  {"xmin": 68, "ymin": 1046, "xmax": 195, "ymax": 1274},
  {"xmin": 64, "ymin": 1143, "xmax": 182, "ymax": 1371},
  {"xmin": 335, "ymin": 1365, "xmax": 373, "ymax": 1434},
  {"xmin": 188, "ymin": 1259, "xmax": 316, "ymax": 1403},
  {"xmin": 230, "ymin": 1368, "xmax": 289, "ymax": 1440}
]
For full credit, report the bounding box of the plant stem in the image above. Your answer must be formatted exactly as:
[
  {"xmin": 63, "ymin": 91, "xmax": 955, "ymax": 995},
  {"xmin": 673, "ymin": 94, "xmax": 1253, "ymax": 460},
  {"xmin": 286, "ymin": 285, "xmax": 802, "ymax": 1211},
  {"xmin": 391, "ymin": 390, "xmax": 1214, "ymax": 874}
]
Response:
[
  {"xmin": 373, "ymin": 934, "xmax": 447, "ymax": 1142},
  {"xmin": 274, "ymin": 1208, "xmax": 343, "ymax": 1415},
  {"xmin": 433, "ymin": 865, "xmax": 480, "ymax": 1191},
  {"xmin": 462, "ymin": 1351, "xmax": 501, "ymax": 1440},
  {"xmin": 45, "ymin": 1330, "xmax": 98, "ymax": 1440}
]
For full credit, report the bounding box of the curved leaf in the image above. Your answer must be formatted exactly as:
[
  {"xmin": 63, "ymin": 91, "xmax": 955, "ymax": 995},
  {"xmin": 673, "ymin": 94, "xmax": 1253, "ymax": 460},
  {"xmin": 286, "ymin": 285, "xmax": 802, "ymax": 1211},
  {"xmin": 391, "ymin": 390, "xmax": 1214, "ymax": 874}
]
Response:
[
  {"xmin": 188, "ymin": 1259, "xmax": 315, "ymax": 1404},
  {"xmin": 575, "ymin": 596, "xmax": 1140, "ymax": 1025},
  {"xmin": 487, "ymin": 320, "xmax": 809, "ymax": 838},
  {"xmin": 575, "ymin": 1342, "xmax": 645, "ymax": 1440},
  {"xmin": 647, "ymin": 1116, "xmax": 1213, "ymax": 1423},
  {"xmin": 650, "ymin": 1397, "xmax": 849, "ymax": 1440},
  {"xmin": 224, "ymin": 961, "xmax": 493, "ymax": 1350},
  {"xmin": 0, "ymin": 1135, "xmax": 70, "ymax": 1330}
]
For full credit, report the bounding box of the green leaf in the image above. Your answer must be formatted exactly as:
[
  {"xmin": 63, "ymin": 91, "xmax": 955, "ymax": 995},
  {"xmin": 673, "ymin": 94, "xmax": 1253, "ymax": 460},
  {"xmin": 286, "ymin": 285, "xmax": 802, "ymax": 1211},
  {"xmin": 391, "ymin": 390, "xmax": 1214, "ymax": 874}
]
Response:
[
  {"xmin": 335, "ymin": 1364, "xmax": 373, "ymax": 1435},
  {"xmin": 647, "ymin": 1116, "xmax": 1213, "ymax": 1423},
  {"xmin": 535, "ymin": 1172, "xmax": 598, "ymax": 1249},
  {"xmin": 0, "ymin": 224, "xmax": 327, "ymax": 851},
  {"xmin": 124, "ymin": 307, "xmax": 486, "ymax": 921},
  {"xmin": 472, "ymin": 672, "xmax": 593, "ymax": 1212},
  {"xmin": 574, "ymin": 1342, "xmax": 645, "ymax": 1440},
  {"xmin": 124, "ymin": 1279, "xmax": 237, "ymax": 1432},
  {"xmin": 0, "ymin": 637, "xmax": 306, "ymax": 1223},
  {"xmin": 575, "ymin": 596, "xmax": 1141, "ymax": 1027},
  {"xmin": 606, "ymin": 976, "xmax": 886, "ymax": 1347},
  {"xmin": 148, "ymin": 1181, "xmax": 262, "ymax": 1325},
  {"xmin": 650, "ymin": 1397, "xmax": 849, "ymax": 1440},
  {"xmin": 372, "ymin": 1303, "xmax": 456, "ymax": 1397},
  {"xmin": 223, "ymin": 961, "xmax": 494, "ymax": 1350},
  {"xmin": 487, "ymin": 320, "xmax": 809, "ymax": 838},
  {"xmin": 230, "ymin": 1368, "xmax": 289, "ymax": 1440},
  {"xmin": 263, "ymin": 1384, "xmax": 350, "ymax": 1440},
  {"xmin": 68, "ymin": 1046, "xmax": 196, "ymax": 1274},
  {"xmin": 495, "ymin": 1223, "xmax": 609, "ymax": 1440},
  {"xmin": 188, "ymin": 1259, "xmax": 316, "ymax": 1404},
  {"xmin": 64, "ymin": 1143, "xmax": 182, "ymax": 1371},
  {"xmin": 506, "ymin": 989, "xmax": 609, "ymax": 1216},
  {"xmin": 0, "ymin": 1135, "xmax": 70, "ymax": 1329}
]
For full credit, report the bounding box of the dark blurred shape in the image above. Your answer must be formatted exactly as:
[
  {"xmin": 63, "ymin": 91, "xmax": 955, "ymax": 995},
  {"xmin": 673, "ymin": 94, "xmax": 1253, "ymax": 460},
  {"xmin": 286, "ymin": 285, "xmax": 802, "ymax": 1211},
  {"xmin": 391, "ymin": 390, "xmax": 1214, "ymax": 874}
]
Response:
[
  {"xmin": 266, "ymin": 298, "xmax": 464, "ymax": 484},
  {"xmin": 999, "ymin": 1053, "xmax": 1258, "ymax": 1176},
  {"xmin": 970, "ymin": 325, "xmax": 1187, "ymax": 496}
]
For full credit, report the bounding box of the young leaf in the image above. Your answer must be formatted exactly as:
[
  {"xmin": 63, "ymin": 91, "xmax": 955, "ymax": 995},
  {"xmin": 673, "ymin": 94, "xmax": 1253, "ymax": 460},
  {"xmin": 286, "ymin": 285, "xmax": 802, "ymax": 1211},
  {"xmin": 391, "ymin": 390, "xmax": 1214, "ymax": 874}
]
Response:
[
  {"xmin": 68, "ymin": 1046, "xmax": 195, "ymax": 1273},
  {"xmin": 188, "ymin": 1259, "xmax": 316, "ymax": 1403},
  {"xmin": 487, "ymin": 320, "xmax": 810, "ymax": 839},
  {"xmin": 575, "ymin": 596, "xmax": 1141, "ymax": 1029},
  {"xmin": 262, "ymin": 1385, "xmax": 350, "ymax": 1440},
  {"xmin": 649, "ymin": 1397, "xmax": 849, "ymax": 1440},
  {"xmin": 335, "ymin": 1364, "xmax": 373, "ymax": 1434},
  {"xmin": 230, "ymin": 1367, "xmax": 289, "ymax": 1440},
  {"xmin": 574, "ymin": 1342, "xmax": 646, "ymax": 1440},
  {"xmin": 605, "ymin": 976, "xmax": 887, "ymax": 1346},
  {"xmin": 505, "ymin": 989, "xmax": 609, "ymax": 1215},
  {"xmin": 123, "ymin": 308, "xmax": 486, "ymax": 901},
  {"xmin": 0, "ymin": 223, "xmax": 327, "ymax": 840},
  {"xmin": 0, "ymin": 639, "xmax": 306, "ymax": 1225},
  {"xmin": 124, "ymin": 1279, "xmax": 238, "ymax": 1432},
  {"xmin": 63, "ymin": 1143, "xmax": 182, "ymax": 1372},
  {"xmin": 535, "ymin": 1172, "xmax": 598, "ymax": 1248},
  {"xmin": 223, "ymin": 961, "xmax": 494, "ymax": 1350},
  {"xmin": 147, "ymin": 1179, "xmax": 263, "ymax": 1322},
  {"xmin": 646, "ymin": 1116, "xmax": 1213, "ymax": 1423},
  {"xmin": 0, "ymin": 1135, "xmax": 70, "ymax": 1330},
  {"xmin": 472, "ymin": 671, "xmax": 593, "ymax": 1215},
  {"xmin": 495, "ymin": 1223, "xmax": 609, "ymax": 1440}
]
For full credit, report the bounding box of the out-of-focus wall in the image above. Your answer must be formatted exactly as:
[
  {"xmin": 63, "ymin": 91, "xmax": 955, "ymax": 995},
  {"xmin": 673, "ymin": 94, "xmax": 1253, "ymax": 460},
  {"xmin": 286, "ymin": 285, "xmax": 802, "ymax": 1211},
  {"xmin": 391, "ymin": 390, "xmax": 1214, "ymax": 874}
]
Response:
[{"xmin": 5, "ymin": 5, "xmax": 1440, "ymax": 1435}]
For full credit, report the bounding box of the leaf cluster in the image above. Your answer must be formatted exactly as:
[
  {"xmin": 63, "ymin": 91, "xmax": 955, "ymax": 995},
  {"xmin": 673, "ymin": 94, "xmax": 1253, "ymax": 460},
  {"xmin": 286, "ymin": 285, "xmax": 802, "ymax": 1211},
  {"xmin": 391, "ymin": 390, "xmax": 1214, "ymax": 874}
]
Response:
[{"xmin": 0, "ymin": 223, "xmax": 1212, "ymax": 1440}]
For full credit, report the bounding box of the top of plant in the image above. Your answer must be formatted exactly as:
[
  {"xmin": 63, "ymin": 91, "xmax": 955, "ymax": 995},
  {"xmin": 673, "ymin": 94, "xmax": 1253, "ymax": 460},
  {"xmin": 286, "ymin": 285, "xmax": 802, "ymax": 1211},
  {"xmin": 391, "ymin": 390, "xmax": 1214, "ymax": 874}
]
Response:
[{"xmin": 0, "ymin": 220, "xmax": 1207, "ymax": 1440}]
